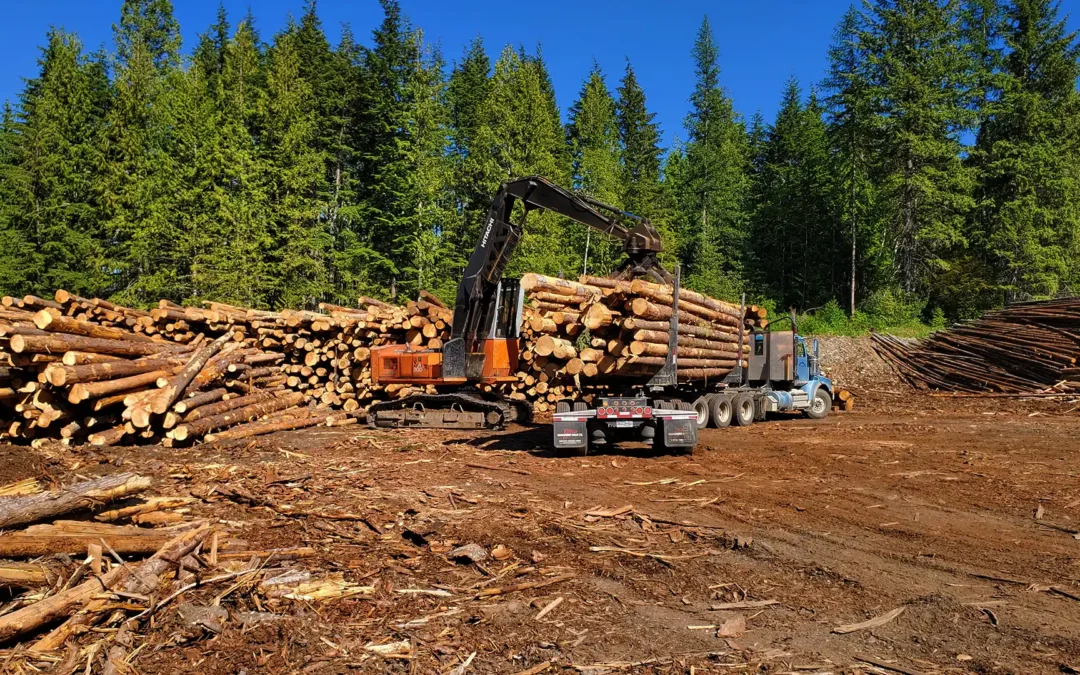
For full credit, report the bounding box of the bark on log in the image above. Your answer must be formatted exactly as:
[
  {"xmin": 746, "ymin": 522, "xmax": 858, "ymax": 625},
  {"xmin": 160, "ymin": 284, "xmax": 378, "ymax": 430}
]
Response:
[
  {"xmin": 629, "ymin": 341, "xmax": 746, "ymax": 359},
  {"xmin": 622, "ymin": 317, "xmax": 743, "ymax": 341},
  {"xmin": 182, "ymin": 389, "xmax": 277, "ymax": 422},
  {"xmin": 623, "ymin": 356, "xmax": 740, "ymax": 369},
  {"xmin": 47, "ymin": 356, "xmax": 178, "ymax": 387},
  {"xmin": 579, "ymin": 276, "xmax": 632, "ymax": 292},
  {"xmin": 68, "ymin": 368, "xmax": 178, "ymax": 404},
  {"xmin": 521, "ymin": 274, "xmax": 602, "ymax": 298},
  {"xmin": 0, "ymin": 565, "xmax": 126, "ymax": 643},
  {"xmin": 10, "ymin": 333, "xmax": 179, "ymax": 357},
  {"xmin": 174, "ymin": 388, "xmax": 227, "ymax": 414},
  {"xmin": 148, "ymin": 333, "xmax": 232, "ymax": 414},
  {"xmin": 33, "ymin": 311, "xmax": 156, "ymax": 343},
  {"xmin": 632, "ymin": 329, "xmax": 745, "ymax": 350},
  {"xmin": 88, "ymin": 424, "xmax": 130, "ymax": 447},
  {"xmin": 61, "ymin": 351, "xmax": 124, "ymax": 366},
  {"xmin": 172, "ymin": 391, "xmax": 303, "ymax": 441},
  {"xmin": 629, "ymin": 297, "xmax": 740, "ymax": 329},
  {"xmin": 629, "ymin": 279, "xmax": 743, "ymax": 318},
  {"xmin": 29, "ymin": 523, "xmax": 210, "ymax": 652},
  {"xmin": 0, "ymin": 473, "xmax": 151, "ymax": 529},
  {"xmin": 205, "ymin": 410, "xmax": 331, "ymax": 443}
]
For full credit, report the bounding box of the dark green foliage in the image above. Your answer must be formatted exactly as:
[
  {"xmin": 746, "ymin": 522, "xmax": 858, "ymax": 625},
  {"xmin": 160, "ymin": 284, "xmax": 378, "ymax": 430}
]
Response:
[
  {"xmin": 669, "ymin": 16, "xmax": 750, "ymax": 299},
  {"xmin": 0, "ymin": 0, "xmax": 1076, "ymax": 333},
  {"xmin": 970, "ymin": 0, "xmax": 1080, "ymax": 302}
]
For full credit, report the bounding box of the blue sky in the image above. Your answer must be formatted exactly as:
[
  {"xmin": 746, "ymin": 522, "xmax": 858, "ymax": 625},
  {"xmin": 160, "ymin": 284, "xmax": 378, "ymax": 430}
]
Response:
[{"xmin": 4, "ymin": 0, "xmax": 1078, "ymax": 149}]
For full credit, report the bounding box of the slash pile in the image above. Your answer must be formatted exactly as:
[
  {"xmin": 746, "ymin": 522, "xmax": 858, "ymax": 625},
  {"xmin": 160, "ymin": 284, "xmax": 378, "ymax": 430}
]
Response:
[
  {"xmin": 1, "ymin": 278, "xmax": 760, "ymax": 444},
  {"xmin": 870, "ymin": 298, "xmax": 1080, "ymax": 393}
]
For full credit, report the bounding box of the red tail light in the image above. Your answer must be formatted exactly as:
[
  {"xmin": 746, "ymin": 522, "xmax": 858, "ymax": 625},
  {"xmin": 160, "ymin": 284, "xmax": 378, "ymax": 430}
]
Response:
[{"xmin": 643, "ymin": 406, "xmax": 652, "ymax": 418}]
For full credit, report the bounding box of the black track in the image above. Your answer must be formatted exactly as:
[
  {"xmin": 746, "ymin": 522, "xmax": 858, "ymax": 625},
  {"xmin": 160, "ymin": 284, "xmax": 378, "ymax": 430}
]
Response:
[{"xmin": 366, "ymin": 392, "xmax": 530, "ymax": 430}]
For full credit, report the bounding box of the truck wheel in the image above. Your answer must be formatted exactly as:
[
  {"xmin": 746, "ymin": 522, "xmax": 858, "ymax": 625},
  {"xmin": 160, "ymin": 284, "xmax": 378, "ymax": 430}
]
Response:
[
  {"xmin": 691, "ymin": 397, "xmax": 710, "ymax": 430},
  {"xmin": 708, "ymin": 394, "xmax": 732, "ymax": 428},
  {"xmin": 806, "ymin": 388, "xmax": 831, "ymax": 420},
  {"xmin": 733, "ymin": 393, "xmax": 755, "ymax": 427}
]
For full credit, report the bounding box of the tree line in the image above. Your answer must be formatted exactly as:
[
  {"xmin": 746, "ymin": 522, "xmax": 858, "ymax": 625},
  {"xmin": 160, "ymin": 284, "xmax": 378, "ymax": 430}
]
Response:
[{"xmin": 0, "ymin": 0, "xmax": 1078, "ymax": 323}]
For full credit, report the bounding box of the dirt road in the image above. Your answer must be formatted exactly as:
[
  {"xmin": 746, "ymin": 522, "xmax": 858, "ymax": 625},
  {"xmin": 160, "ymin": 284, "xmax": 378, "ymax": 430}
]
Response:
[{"xmin": 2, "ymin": 393, "xmax": 1078, "ymax": 674}]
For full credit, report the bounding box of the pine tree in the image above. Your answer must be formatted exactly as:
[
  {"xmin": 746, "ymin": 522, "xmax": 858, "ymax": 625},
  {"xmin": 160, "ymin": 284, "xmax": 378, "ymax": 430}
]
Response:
[
  {"xmin": 469, "ymin": 45, "xmax": 574, "ymax": 276},
  {"xmin": 447, "ymin": 36, "xmax": 492, "ymax": 250},
  {"xmin": 0, "ymin": 103, "xmax": 37, "ymax": 293},
  {"xmin": 671, "ymin": 16, "xmax": 749, "ymax": 299},
  {"xmin": 9, "ymin": 30, "xmax": 112, "ymax": 297},
  {"xmin": 750, "ymin": 79, "xmax": 834, "ymax": 309},
  {"xmin": 566, "ymin": 63, "xmax": 623, "ymax": 276},
  {"xmin": 861, "ymin": 0, "xmax": 976, "ymax": 296},
  {"xmin": 973, "ymin": 0, "xmax": 1080, "ymax": 299},
  {"xmin": 822, "ymin": 5, "xmax": 877, "ymax": 312},
  {"xmin": 264, "ymin": 23, "xmax": 331, "ymax": 308},
  {"xmin": 615, "ymin": 59, "xmax": 670, "ymax": 248},
  {"xmin": 190, "ymin": 17, "xmax": 274, "ymax": 307},
  {"xmin": 100, "ymin": 0, "xmax": 185, "ymax": 304}
]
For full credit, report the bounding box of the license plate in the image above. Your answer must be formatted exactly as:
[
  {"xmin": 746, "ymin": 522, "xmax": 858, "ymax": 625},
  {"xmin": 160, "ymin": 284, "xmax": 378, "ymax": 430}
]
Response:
[{"xmin": 614, "ymin": 420, "xmax": 634, "ymax": 428}]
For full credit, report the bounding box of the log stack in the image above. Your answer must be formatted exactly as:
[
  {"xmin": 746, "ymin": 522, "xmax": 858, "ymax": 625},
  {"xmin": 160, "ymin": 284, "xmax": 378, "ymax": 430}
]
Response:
[
  {"xmin": 1, "ymin": 277, "xmax": 760, "ymax": 441},
  {"xmin": 870, "ymin": 298, "xmax": 1080, "ymax": 394},
  {"xmin": 505, "ymin": 274, "xmax": 753, "ymax": 413}
]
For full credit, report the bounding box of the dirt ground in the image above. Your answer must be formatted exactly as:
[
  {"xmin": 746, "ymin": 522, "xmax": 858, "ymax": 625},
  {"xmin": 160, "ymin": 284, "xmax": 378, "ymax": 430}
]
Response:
[{"xmin": 2, "ymin": 343, "xmax": 1079, "ymax": 674}]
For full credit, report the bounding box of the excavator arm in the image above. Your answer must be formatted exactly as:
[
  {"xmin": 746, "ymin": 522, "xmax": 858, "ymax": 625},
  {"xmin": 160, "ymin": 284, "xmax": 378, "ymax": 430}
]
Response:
[{"xmin": 443, "ymin": 175, "xmax": 670, "ymax": 380}]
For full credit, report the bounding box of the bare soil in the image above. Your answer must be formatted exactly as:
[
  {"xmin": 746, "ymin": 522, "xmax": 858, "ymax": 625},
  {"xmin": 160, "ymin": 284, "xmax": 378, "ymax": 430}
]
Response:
[{"xmin": 2, "ymin": 345, "xmax": 1079, "ymax": 674}]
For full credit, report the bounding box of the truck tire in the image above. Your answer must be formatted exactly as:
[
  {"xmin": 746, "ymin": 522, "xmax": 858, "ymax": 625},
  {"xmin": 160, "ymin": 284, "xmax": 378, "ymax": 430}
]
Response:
[
  {"xmin": 708, "ymin": 394, "xmax": 732, "ymax": 428},
  {"xmin": 691, "ymin": 397, "xmax": 710, "ymax": 430},
  {"xmin": 805, "ymin": 388, "xmax": 831, "ymax": 420},
  {"xmin": 733, "ymin": 393, "xmax": 755, "ymax": 427}
]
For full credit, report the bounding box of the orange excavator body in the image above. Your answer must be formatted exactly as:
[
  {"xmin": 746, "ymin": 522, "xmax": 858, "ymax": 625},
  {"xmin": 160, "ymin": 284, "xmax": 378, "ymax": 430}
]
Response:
[{"xmin": 370, "ymin": 338, "xmax": 519, "ymax": 386}]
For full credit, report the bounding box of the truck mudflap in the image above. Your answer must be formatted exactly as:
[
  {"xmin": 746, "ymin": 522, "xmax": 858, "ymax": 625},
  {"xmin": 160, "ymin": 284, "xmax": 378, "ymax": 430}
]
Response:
[
  {"xmin": 657, "ymin": 410, "xmax": 699, "ymax": 447},
  {"xmin": 552, "ymin": 410, "xmax": 594, "ymax": 450}
]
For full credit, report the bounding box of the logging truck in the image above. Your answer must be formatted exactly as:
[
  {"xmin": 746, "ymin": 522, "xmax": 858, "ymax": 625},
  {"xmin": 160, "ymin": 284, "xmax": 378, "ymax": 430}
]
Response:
[{"xmin": 551, "ymin": 273, "xmax": 834, "ymax": 455}]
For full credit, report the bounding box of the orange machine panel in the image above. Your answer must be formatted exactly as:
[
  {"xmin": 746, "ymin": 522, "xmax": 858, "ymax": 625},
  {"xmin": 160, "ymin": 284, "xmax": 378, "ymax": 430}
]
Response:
[
  {"xmin": 370, "ymin": 339, "xmax": 520, "ymax": 385},
  {"xmin": 481, "ymin": 338, "xmax": 519, "ymax": 380}
]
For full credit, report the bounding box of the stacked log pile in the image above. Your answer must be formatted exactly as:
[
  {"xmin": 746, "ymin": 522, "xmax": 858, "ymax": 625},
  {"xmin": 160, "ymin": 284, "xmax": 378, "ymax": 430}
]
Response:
[
  {"xmin": 507, "ymin": 274, "xmax": 753, "ymax": 412},
  {"xmin": 1, "ymin": 278, "xmax": 759, "ymax": 442},
  {"xmin": 870, "ymin": 298, "xmax": 1080, "ymax": 393}
]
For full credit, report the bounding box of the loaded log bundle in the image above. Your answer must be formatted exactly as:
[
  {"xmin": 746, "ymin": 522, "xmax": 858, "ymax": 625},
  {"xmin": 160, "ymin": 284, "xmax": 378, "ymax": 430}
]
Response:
[
  {"xmin": 871, "ymin": 298, "xmax": 1080, "ymax": 394},
  {"xmin": 0, "ymin": 278, "xmax": 763, "ymax": 442}
]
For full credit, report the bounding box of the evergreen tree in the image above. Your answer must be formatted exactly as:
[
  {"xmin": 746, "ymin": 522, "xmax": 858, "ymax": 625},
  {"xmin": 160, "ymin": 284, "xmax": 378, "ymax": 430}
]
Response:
[
  {"xmin": 264, "ymin": 23, "xmax": 331, "ymax": 308},
  {"xmin": 0, "ymin": 104, "xmax": 37, "ymax": 293},
  {"xmin": 671, "ymin": 16, "xmax": 749, "ymax": 299},
  {"xmin": 861, "ymin": 0, "xmax": 976, "ymax": 297},
  {"xmin": 750, "ymin": 79, "xmax": 834, "ymax": 309},
  {"xmin": 822, "ymin": 5, "xmax": 877, "ymax": 312},
  {"xmin": 470, "ymin": 45, "xmax": 574, "ymax": 276},
  {"xmin": 9, "ymin": 30, "xmax": 112, "ymax": 297},
  {"xmin": 615, "ymin": 59, "xmax": 670, "ymax": 247},
  {"xmin": 973, "ymin": 0, "xmax": 1080, "ymax": 299},
  {"xmin": 447, "ymin": 37, "xmax": 492, "ymax": 249},
  {"xmin": 566, "ymin": 63, "xmax": 623, "ymax": 275}
]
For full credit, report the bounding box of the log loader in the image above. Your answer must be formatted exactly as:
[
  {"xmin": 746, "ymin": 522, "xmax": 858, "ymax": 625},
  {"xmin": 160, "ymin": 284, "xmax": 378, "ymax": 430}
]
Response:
[{"xmin": 366, "ymin": 175, "xmax": 671, "ymax": 430}]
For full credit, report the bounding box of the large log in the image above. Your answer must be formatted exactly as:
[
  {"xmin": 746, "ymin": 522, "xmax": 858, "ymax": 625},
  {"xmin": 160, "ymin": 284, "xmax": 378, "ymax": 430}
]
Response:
[
  {"xmin": 205, "ymin": 409, "xmax": 332, "ymax": 443},
  {"xmin": 623, "ymin": 356, "xmax": 741, "ymax": 369},
  {"xmin": 183, "ymin": 389, "xmax": 278, "ymax": 422},
  {"xmin": 629, "ymin": 279, "xmax": 743, "ymax": 318},
  {"xmin": 622, "ymin": 317, "xmax": 743, "ymax": 341},
  {"xmin": 68, "ymin": 367, "xmax": 179, "ymax": 404},
  {"xmin": 171, "ymin": 391, "xmax": 304, "ymax": 441},
  {"xmin": 534, "ymin": 335, "xmax": 577, "ymax": 359},
  {"xmin": 174, "ymin": 388, "xmax": 227, "ymax": 414},
  {"xmin": 148, "ymin": 333, "xmax": 233, "ymax": 414},
  {"xmin": 581, "ymin": 303, "xmax": 616, "ymax": 330},
  {"xmin": 33, "ymin": 310, "xmax": 156, "ymax": 343},
  {"xmin": 632, "ymin": 329, "xmax": 745, "ymax": 350},
  {"xmin": 29, "ymin": 523, "xmax": 211, "ymax": 652},
  {"xmin": 629, "ymin": 292, "xmax": 741, "ymax": 329},
  {"xmin": 0, "ymin": 473, "xmax": 151, "ymax": 529},
  {"xmin": 0, "ymin": 521, "xmax": 186, "ymax": 558},
  {"xmin": 521, "ymin": 274, "xmax": 602, "ymax": 298},
  {"xmin": 46, "ymin": 356, "xmax": 179, "ymax": 387},
  {"xmin": 629, "ymin": 341, "xmax": 746, "ymax": 359},
  {"xmin": 619, "ymin": 365, "xmax": 737, "ymax": 380},
  {"xmin": 10, "ymin": 333, "xmax": 177, "ymax": 357},
  {"xmin": 0, "ymin": 564, "xmax": 126, "ymax": 643}
]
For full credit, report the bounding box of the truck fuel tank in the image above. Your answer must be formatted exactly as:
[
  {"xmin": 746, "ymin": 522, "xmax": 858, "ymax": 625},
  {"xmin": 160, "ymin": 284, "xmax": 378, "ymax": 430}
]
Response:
[{"xmin": 764, "ymin": 390, "xmax": 794, "ymax": 412}]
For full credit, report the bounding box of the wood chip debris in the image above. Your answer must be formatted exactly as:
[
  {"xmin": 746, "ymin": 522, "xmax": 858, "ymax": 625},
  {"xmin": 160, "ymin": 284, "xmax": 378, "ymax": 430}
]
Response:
[{"xmin": 834, "ymin": 606, "xmax": 906, "ymax": 634}]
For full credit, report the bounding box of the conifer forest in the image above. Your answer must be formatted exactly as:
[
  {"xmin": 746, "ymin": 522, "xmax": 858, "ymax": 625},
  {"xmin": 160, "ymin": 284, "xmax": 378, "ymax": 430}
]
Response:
[{"xmin": 1, "ymin": 0, "xmax": 1078, "ymax": 329}]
